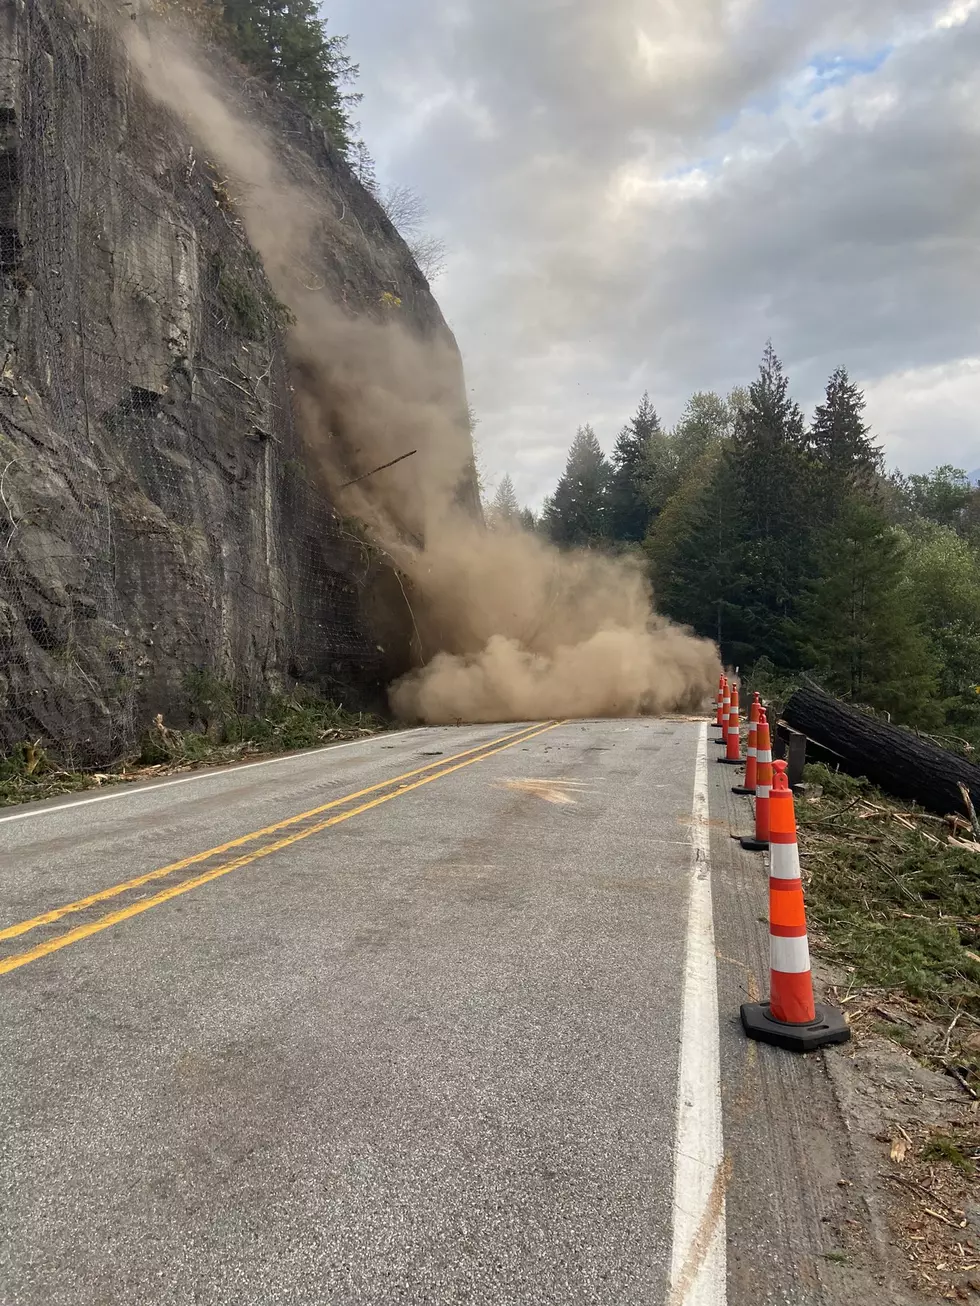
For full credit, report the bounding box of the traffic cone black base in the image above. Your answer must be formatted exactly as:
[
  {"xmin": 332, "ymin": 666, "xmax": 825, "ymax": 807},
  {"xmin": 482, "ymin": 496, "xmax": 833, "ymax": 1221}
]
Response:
[
  {"xmin": 740, "ymin": 1001, "xmax": 851, "ymax": 1053},
  {"xmin": 717, "ymin": 757, "xmax": 742, "ymax": 766},
  {"xmin": 731, "ymin": 784, "xmax": 755, "ymax": 795},
  {"xmin": 739, "ymin": 835, "xmax": 769, "ymax": 851}
]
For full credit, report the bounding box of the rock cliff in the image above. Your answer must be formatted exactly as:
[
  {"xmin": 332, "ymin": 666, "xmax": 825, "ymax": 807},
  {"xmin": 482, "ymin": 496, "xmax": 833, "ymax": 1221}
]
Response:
[{"xmin": 0, "ymin": 0, "xmax": 467, "ymax": 761}]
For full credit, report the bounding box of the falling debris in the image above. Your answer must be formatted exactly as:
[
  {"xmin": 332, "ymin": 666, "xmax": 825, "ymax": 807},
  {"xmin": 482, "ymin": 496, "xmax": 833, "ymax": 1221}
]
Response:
[{"xmin": 122, "ymin": 21, "xmax": 721, "ymax": 729}]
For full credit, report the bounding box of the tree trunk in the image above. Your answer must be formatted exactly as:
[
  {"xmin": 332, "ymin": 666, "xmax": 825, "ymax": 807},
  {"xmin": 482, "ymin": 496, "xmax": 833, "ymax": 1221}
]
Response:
[{"xmin": 782, "ymin": 688, "xmax": 980, "ymax": 819}]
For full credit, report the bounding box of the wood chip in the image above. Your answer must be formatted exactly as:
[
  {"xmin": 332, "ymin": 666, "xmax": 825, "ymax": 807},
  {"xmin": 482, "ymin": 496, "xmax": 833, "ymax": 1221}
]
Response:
[
  {"xmin": 923, "ymin": 1207, "xmax": 967, "ymax": 1229},
  {"xmin": 874, "ymin": 1004, "xmax": 917, "ymax": 1028},
  {"xmin": 881, "ymin": 1172, "xmax": 965, "ymax": 1218},
  {"xmin": 891, "ymin": 1137, "xmax": 908, "ymax": 1163},
  {"xmin": 948, "ymin": 837, "xmax": 980, "ymax": 853}
]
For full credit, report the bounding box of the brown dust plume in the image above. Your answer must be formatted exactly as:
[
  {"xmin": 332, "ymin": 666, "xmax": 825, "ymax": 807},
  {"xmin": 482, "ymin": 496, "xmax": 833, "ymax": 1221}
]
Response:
[{"xmin": 120, "ymin": 17, "xmax": 720, "ymax": 723}]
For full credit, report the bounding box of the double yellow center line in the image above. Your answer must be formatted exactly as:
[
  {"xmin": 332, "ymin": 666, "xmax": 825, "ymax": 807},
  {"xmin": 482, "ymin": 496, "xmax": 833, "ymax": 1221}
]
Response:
[{"xmin": 0, "ymin": 720, "xmax": 563, "ymax": 977}]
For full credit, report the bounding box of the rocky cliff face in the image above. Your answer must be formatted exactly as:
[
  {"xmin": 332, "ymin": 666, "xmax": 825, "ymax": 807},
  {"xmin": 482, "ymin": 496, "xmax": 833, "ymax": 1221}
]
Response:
[{"xmin": 0, "ymin": 0, "xmax": 465, "ymax": 761}]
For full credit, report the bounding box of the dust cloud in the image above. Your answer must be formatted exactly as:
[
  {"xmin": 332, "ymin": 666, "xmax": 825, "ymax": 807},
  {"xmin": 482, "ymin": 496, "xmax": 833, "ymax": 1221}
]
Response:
[
  {"xmin": 390, "ymin": 521, "xmax": 717, "ymax": 722},
  {"xmin": 121, "ymin": 16, "xmax": 720, "ymax": 724}
]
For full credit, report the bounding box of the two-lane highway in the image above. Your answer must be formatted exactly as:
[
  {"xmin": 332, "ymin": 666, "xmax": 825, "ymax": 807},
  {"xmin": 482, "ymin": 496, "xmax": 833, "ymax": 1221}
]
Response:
[{"xmin": 0, "ymin": 720, "xmax": 890, "ymax": 1305}]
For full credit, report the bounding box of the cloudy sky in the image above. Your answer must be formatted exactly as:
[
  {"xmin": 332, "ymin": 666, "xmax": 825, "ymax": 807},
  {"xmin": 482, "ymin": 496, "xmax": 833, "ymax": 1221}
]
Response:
[{"xmin": 328, "ymin": 0, "xmax": 980, "ymax": 508}]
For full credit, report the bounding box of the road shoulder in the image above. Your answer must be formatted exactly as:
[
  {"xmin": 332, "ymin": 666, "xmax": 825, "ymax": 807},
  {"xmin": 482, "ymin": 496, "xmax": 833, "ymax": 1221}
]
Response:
[{"xmin": 709, "ymin": 756, "xmax": 923, "ymax": 1305}]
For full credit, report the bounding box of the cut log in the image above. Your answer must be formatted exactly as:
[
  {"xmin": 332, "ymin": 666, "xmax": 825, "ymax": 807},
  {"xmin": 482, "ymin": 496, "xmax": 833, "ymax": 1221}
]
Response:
[{"xmin": 782, "ymin": 688, "xmax": 980, "ymax": 820}]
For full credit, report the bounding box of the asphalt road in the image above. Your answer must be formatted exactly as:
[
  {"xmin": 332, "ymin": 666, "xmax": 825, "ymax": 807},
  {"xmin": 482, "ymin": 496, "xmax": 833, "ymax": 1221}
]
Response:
[{"xmin": 0, "ymin": 720, "xmax": 891, "ymax": 1305}]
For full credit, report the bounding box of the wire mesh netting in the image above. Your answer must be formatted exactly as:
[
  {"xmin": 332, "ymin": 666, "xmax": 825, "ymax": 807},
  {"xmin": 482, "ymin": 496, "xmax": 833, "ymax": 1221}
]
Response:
[{"xmin": 0, "ymin": 0, "xmax": 408, "ymax": 763}]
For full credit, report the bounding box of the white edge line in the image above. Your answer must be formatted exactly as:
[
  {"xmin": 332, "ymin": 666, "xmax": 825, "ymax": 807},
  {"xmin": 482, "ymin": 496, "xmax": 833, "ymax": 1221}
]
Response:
[
  {"xmin": 0, "ymin": 727, "xmax": 430, "ymax": 825},
  {"xmin": 668, "ymin": 721, "xmax": 727, "ymax": 1306}
]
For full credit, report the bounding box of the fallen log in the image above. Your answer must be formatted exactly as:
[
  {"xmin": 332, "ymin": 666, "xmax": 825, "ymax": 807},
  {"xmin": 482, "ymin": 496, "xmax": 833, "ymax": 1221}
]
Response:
[{"xmin": 782, "ymin": 688, "xmax": 980, "ymax": 820}]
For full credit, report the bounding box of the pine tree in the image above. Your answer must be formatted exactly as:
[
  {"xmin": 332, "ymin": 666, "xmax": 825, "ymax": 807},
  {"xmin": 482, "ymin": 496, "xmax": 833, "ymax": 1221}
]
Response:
[
  {"xmin": 222, "ymin": 0, "xmax": 360, "ymax": 153},
  {"xmin": 518, "ymin": 507, "xmax": 537, "ymax": 532},
  {"xmin": 543, "ymin": 426, "xmax": 611, "ymax": 547},
  {"xmin": 732, "ymin": 342, "xmax": 806, "ymax": 487},
  {"xmin": 607, "ymin": 394, "xmax": 663, "ymax": 543},
  {"xmin": 797, "ymin": 498, "xmax": 939, "ymax": 723},
  {"xmin": 351, "ymin": 139, "xmax": 377, "ymax": 192},
  {"xmin": 645, "ymin": 447, "xmax": 744, "ymax": 659},
  {"xmin": 538, "ymin": 495, "xmax": 554, "ymax": 534},
  {"xmin": 727, "ymin": 343, "xmax": 813, "ymax": 664},
  {"xmin": 487, "ymin": 474, "xmax": 521, "ymax": 528},
  {"xmin": 810, "ymin": 366, "xmax": 882, "ymax": 505}
]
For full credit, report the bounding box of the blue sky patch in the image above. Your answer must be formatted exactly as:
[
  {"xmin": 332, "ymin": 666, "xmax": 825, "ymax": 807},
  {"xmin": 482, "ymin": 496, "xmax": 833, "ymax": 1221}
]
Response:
[{"xmin": 808, "ymin": 46, "xmax": 894, "ymax": 83}]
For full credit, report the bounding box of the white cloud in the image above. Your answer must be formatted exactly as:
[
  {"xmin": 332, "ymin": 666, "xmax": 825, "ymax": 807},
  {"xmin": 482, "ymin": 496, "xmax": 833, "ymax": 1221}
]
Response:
[
  {"xmin": 863, "ymin": 358, "xmax": 980, "ymax": 473},
  {"xmin": 331, "ymin": 0, "xmax": 980, "ymax": 506},
  {"xmin": 936, "ymin": 0, "xmax": 980, "ymax": 28}
]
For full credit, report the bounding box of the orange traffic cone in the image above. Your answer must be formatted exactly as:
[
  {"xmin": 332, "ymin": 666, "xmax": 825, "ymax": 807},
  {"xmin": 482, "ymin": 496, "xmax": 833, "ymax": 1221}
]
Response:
[
  {"xmin": 715, "ymin": 681, "xmax": 732, "ymax": 745},
  {"xmin": 719, "ymin": 684, "xmax": 742, "ymax": 764},
  {"xmin": 740, "ymin": 708, "xmax": 772, "ymax": 850},
  {"xmin": 716, "ymin": 679, "xmax": 731, "ymax": 731},
  {"xmin": 733, "ymin": 693, "xmax": 761, "ymax": 795},
  {"xmin": 741, "ymin": 762, "xmax": 850, "ymax": 1052}
]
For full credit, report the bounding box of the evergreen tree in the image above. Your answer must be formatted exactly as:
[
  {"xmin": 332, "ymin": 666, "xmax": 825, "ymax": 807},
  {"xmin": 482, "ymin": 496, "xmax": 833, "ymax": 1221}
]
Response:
[
  {"xmin": 797, "ymin": 498, "xmax": 939, "ymax": 723},
  {"xmin": 645, "ymin": 446, "xmax": 743, "ymax": 657},
  {"xmin": 538, "ymin": 495, "xmax": 554, "ymax": 534},
  {"xmin": 607, "ymin": 394, "xmax": 662, "ymax": 543},
  {"xmin": 222, "ymin": 0, "xmax": 360, "ymax": 153},
  {"xmin": 543, "ymin": 426, "xmax": 611, "ymax": 547},
  {"xmin": 732, "ymin": 341, "xmax": 806, "ymax": 478},
  {"xmin": 351, "ymin": 139, "xmax": 377, "ymax": 191},
  {"xmin": 727, "ymin": 343, "xmax": 813, "ymax": 664},
  {"xmin": 518, "ymin": 507, "xmax": 537, "ymax": 532},
  {"xmin": 487, "ymin": 474, "xmax": 521, "ymax": 528},
  {"xmin": 810, "ymin": 366, "xmax": 882, "ymax": 504}
]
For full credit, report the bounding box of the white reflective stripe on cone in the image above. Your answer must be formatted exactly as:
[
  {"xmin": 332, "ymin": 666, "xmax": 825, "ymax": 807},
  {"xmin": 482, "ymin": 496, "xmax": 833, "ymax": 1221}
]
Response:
[
  {"xmin": 748, "ymin": 747, "xmax": 757, "ymax": 759},
  {"xmin": 771, "ymin": 933, "xmax": 811, "ymax": 974},
  {"xmin": 756, "ymin": 784, "xmax": 771, "ymax": 799},
  {"xmin": 756, "ymin": 751, "xmax": 772, "ymax": 764},
  {"xmin": 770, "ymin": 841, "xmax": 802, "ymax": 880}
]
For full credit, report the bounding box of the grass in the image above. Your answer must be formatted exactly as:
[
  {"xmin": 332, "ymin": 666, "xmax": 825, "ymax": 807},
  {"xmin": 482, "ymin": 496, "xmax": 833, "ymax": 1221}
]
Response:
[
  {"xmin": 214, "ymin": 259, "xmax": 295, "ymax": 341},
  {"xmin": 0, "ymin": 743, "xmax": 101, "ymax": 808},
  {"xmin": 921, "ymin": 1133, "xmax": 976, "ymax": 1176},
  {"xmin": 215, "ymin": 266, "xmax": 268, "ymax": 339},
  {"xmin": 138, "ymin": 682, "xmax": 384, "ymax": 765},
  {"xmin": 797, "ymin": 762, "xmax": 980, "ymax": 1088},
  {"xmin": 0, "ymin": 681, "xmax": 387, "ymax": 809}
]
